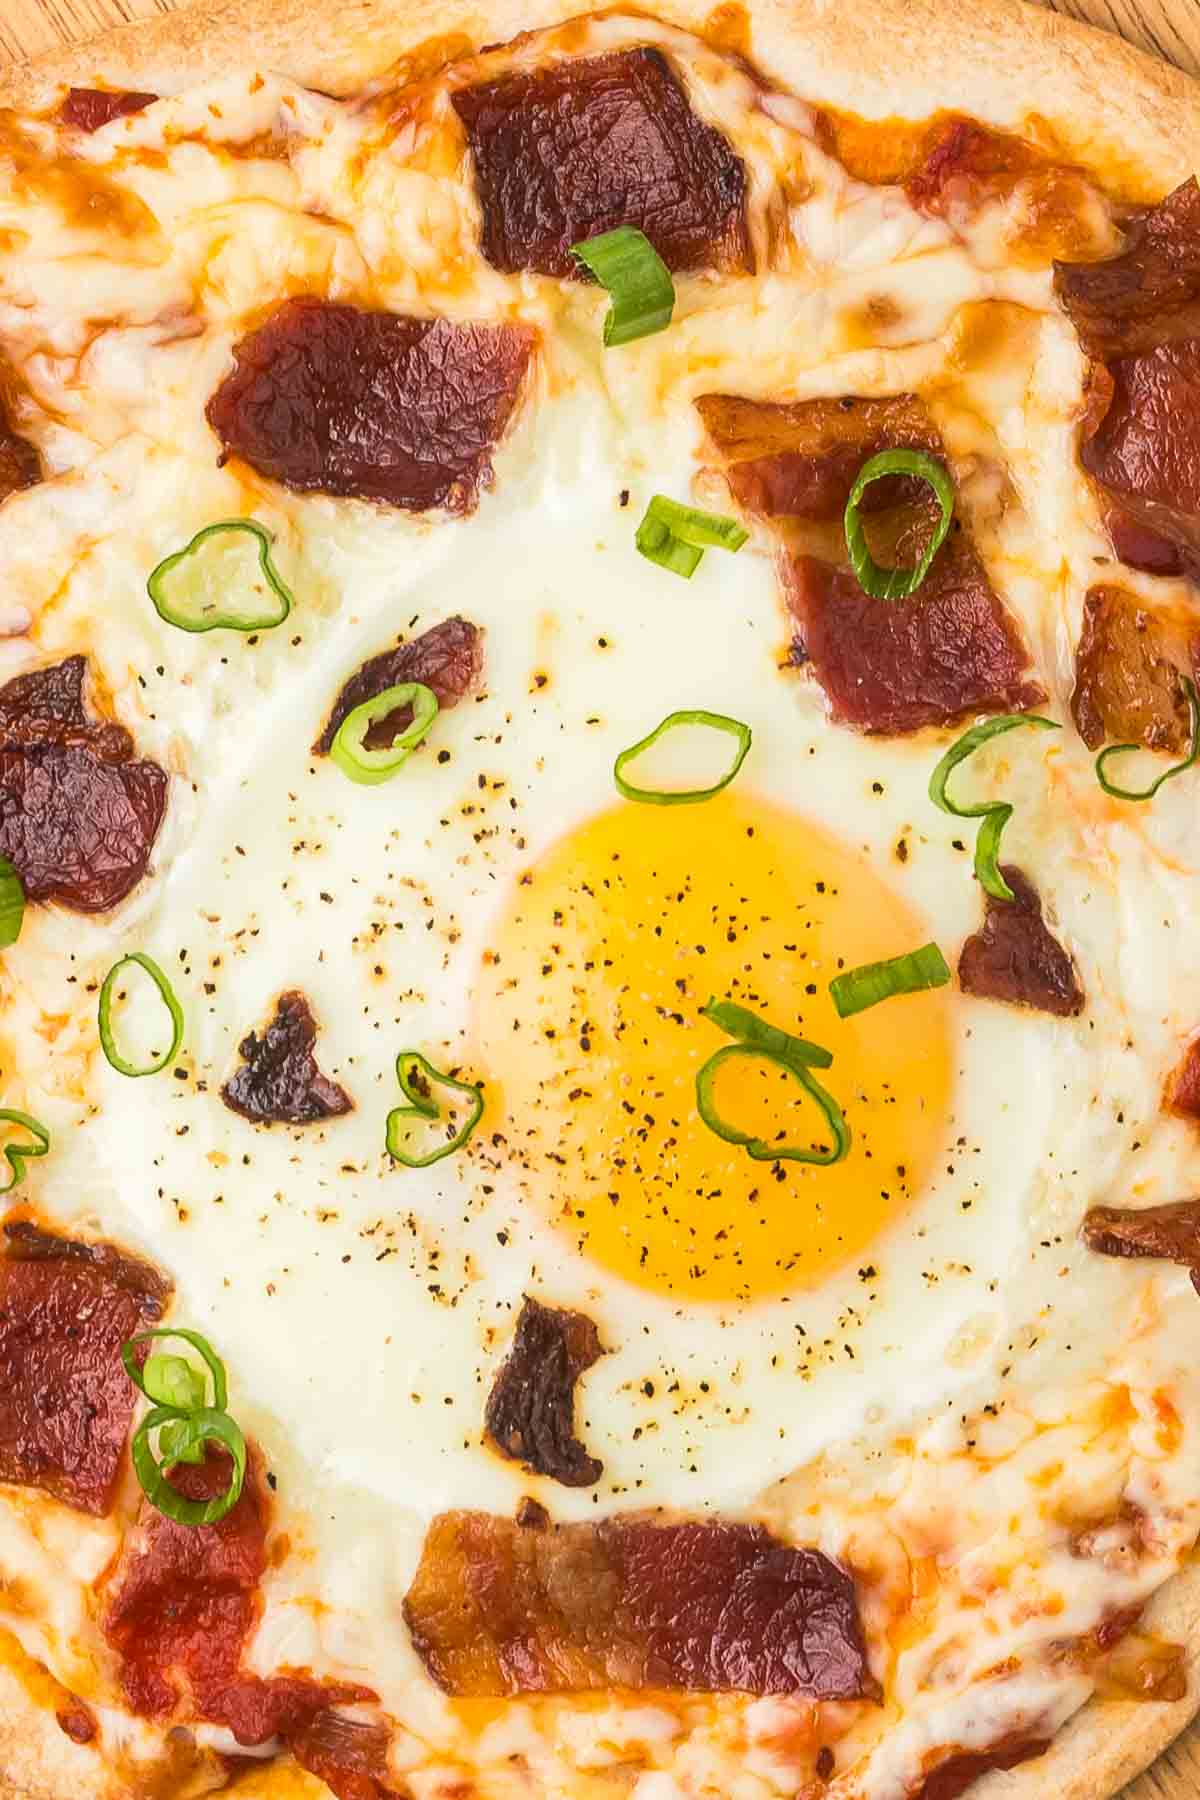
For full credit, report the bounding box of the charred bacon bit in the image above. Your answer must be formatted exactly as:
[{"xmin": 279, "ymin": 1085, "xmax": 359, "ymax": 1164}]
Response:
[
  {"xmin": 1166, "ymin": 1038, "xmax": 1200, "ymax": 1123},
  {"xmin": 0, "ymin": 1222, "xmax": 168, "ymax": 1515},
  {"xmin": 957, "ymin": 866, "xmax": 1084, "ymax": 1018},
  {"xmin": 206, "ymin": 298, "xmax": 535, "ymax": 514},
  {"xmin": 103, "ymin": 1449, "xmax": 374, "ymax": 1740},
  {"xmin": 451, "ymin": 48, "xmax": 749, "ymax": 278},
  {"xmin": 1079, "ymin": 338, "xmax": 1200, "ymax": 576},
  {"xmin": 0, "ymin": 656, "xmax": 168, "ymax": 913},
  {"xmin": 59, "ymin": 88, "xmax": 157, "ymax": 133},
  {"xmin": 696, "ymin": 392, "xmax": 941, "ymax": 521},
  {"xmin": 1082, "ymin": 1199, "xmax": 1200, "ymax": 1295},
  {"xmin": 908, "ymin": 1735, "xmax": 1051, "ymax": 1800},
  {"xmin": 784, "ymin": 544, "xmax": 1044, "ymax": 736},
  {"xmin": 1054, "ymin": 179, "xmax": 1200, "ymax": 362},
  {"xmin": 314, "ymin": 616, "xmax": 483, "ymax": 756},
  {"xmin": 484, "ymin": 1296, "xmax": 605, "ymax": 1488},
  {"xmin": 289, "ymin": 1712, "xmax": 403, "ymax": 1800},
  {"xmin": 403, "ymin": 1509, "xmax": 874, "ymax": 1699},
  {"xmin": 55, "ymin": 1699, "xmax": 98, "ymax": 1744},
  {"xmin": 1070, "ymin": 587, "xmax": 1199, "ymax": 752},
  {"xmin": 221, "ymin": 991, "xmax": 352, "ymax": 1126}
]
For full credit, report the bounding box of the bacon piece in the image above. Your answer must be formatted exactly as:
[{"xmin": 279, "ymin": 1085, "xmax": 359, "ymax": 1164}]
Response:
[
  {"xmin": 957, "ymin": 866, "xmax": 1083, "ymax": 1018},
  {"xmin": 403, "ymin": 1509, "xmax": 873, "ymax": 1699},
  {"xmin": 904, "ymin": 116, "xmax": 1108, "ymax": 262},
  {"xmin": 451, "ymin": 48, "xmax": 749, "ymax": 279},
  {"xmin": 784, "ymin": 543, "xmax": 1043, "ymax": 735},
  {"xmin": 1070, "ymin": 586, "xmax": 1200, "ymax": 752},
  {"xmin": 1054, "ymin": 179, "xmax": 1200, "ymax": 361},
  {"xmin": 289, "ymin": 1712, "xmax": 403, "ymax": 1800},
  {"xmin": 1055, "ymin": 182, "xmax": 1200, "ymax": 577},
  {"xmin": 696, "ymin": 392, "xmax": 941, "ymax": 522},
  {"xmin": 484, "ymin": 1296, "xmax": 604, "ymax": 1488},
  {"xmin": 0, "ymin": 656, "xmax": 167, "ymax": 913},
  {"xmin": 1106, "ymin": 508, "xmax": 1185, "ymax": 578},
  {"xmin": 908, "ymin": 1735, "xmax": 1050, "ymax": 1800},
  {"xmin": 103, "ymin": 1450, "xmax": 373, "ymax": 1739},
  {"xmin": 55, "ymin": 1698, "xmax": 98, "ymax": 1744},
  {"xmin": 221, "ymin": 991, "xmax": 352, "ymax": 1126},
  {"xmin": 1082, "ymin": 1199, "xmax": 1200, "ymax": 1294},
  {"xmin": 206, "ymin": 299, "xmax": 535, "ymax": 514},
  {"xmin": 314, "ymin": 617, "xmax": 482, "ymax": 756},
  {"xmin": 0, "ymin": 1221, "xmax": 168, "ymax": 1515},
  {"xmin": 59, "ymin": 88, "xmax": 156, "ymax": 133},
  {"xmin": 1167, "ymin": 1039, "xmax": 1200, "ymax": 1122}
]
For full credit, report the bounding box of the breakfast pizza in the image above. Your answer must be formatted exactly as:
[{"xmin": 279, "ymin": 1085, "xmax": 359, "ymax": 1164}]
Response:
[{"xmin": 0, "ymin": 0, "xmax": 1199, "ymax": 1795}]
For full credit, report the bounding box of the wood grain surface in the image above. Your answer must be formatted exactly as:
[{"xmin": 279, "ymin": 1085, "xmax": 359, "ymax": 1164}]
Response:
[{"xmin": 1, "ymin": 0, "xmax": 1200, "ymax": 1794}]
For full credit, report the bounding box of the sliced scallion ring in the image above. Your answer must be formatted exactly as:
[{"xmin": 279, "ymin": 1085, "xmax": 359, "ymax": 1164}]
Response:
[
  {"xmin": 0, "ymin": 858, "xmax": 24, "ymax": 949},
  {"xmin": 1096, "ymin": 676, "xmax": 1200, "ymax": 801},
  {"xmin": 614, "ymin": 709, "xmax": 752, "ymax": 805},
  {"xmin": 386, "ymin": 1052, "xmax": 484, "ymax": 1168},
  {"xmin": 130, "ymin": 1404, "xmax": 247, "ymax": 1526},
  {"xmin": 147, "ymin": 520, "xmax": 293, "ymax": 634},
  {"xmin": 569, "ymin": 226, "xmax": 675, "ymax": 347},
  {"xmin": 829, "ymin": 941, "xmax": 951, "ymax": 1019},
  {"xmin": 122, "ymin": 1326, "xmax": 228, "ymax": 1411},
  {"xmin": 0, "ymin": 1109, "xmax": 50, "ymax": 1194},
  {"xmin": 700, "ymin": 998, "xmax": 832, "ymax": 1069},
  {"xmin": 695, "ymin": 998, "xmax": 849, "ymax": 1167},
  {"xmin": 696, "ymin": 1042, "xmax": 849, "ymax": 1166},
  {"xmin": 844, "ymin": 449, "xmax": 955, "ymax": 600},
  {"xmin": 635, "ymin": 495, "xmax": 748, "ymax": 580},
  {"xmin": 928, "ymin": 712, "xmax": 1060, "ymax": 901},
  {"xmin": 98, "ymin": 952, "xmax": 184, "ymax": 1078},
  {"xmin": 329, "ymin": 682, "xmax": 440, "ymax": 786}
]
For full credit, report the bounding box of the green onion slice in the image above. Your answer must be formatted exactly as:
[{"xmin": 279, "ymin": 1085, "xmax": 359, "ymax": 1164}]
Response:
[
  {"xmin": 98, "ymin": 952, "xmax": 184, "ymax": 1078},
  {"xmin": 829, "ymin": 941, "xmax": 951, "ymax": 1019},
  {"xmin": 122, "ymin": 1327, "xmax": 229, "ymax": 1412},
  {"xmin": 130, "ymin": 1404, "xmax": 247, "ymax": 1526},
  {"xmin": 386, "ymin": 1052, "xmax": 484, "ymax": 1168},
  {"xmin": 614, "ymin": 709, "xmax": 752, "ymax": 806},
  {"xmin": 928, "ymin": 712, "xmax": 1060, "ymax": 901},
  {"xmin": 0, "ymin": 1109, "xmax": 50, "ymax": 1194},
  {"xmin": 1096, "ymin": 676, "xmax": 1200, "ymax": 801},
  {"xmin": 635, "ymin": 495, "xmax": 748, "ymax": 580},
  {"xmin": 329, "ymin": 682, "xmax": 440, "ymax": 786},
  {"xmin": 843, "ymin": 449, "xmax": 955, "ymax": 600},
  {"xmin": 569, "ymin": 226, "xmax": 675, "ymax": 347},
  {"xmin": 700, "ymin": 997, "xmax": 832, "ymax": 1069},
  {"xmin": 695, "ymin": 998, "xmax": 849, "ymax": 1167},
  {"xmin": 147, "ymin": 520, "xmax": 293, "ymax": 634},
  {"xmin": 0, "ymin": 858, "xmax": 24, "ymax": 949}
]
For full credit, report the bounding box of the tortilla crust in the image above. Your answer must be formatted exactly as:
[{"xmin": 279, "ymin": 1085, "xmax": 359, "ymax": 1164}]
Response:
[{"xmin": 2, "ymin": 1, "xmax": 1200, "ymax": 1797}]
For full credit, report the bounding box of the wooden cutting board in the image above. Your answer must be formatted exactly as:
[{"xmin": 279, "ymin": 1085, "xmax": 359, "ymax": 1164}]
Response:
[{"xmin": 2, "ymin": 0, "xmax": 1200, "ymax": 1795}]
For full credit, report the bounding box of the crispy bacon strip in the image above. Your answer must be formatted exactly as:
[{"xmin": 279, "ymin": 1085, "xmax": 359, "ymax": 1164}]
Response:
[
  {"xmin": 221, "ymin": 991, "xmax": 352, "ymax": 1126},
  {"xmin": 314, "ymin": 617, "xmax": 483, "ymax": 756},
  {"xmin": 452, "ymin": 48, "xmax": 749, "ymax": 278},
  {"xmin": 1055, "ymin": 180, "xmax": 1200, "ymax": 578},
  {"xmin": 484, "ymin": 1296, "xmax": 605, "ymax": 1488},
  {"xmin": 700, "ymin": 390, "xmax": 1042, "ymax": 734},
  {"xmin": 908, "ymin": 1735, "xmax": 1051, "ymax": 1800},
  {"xmin": 0, "ymin": 656, "xmax": 168, "ymax": 913},
  {"xmin": 289, "ymin": 1712, "xmax": 404, "ymax": 1800},
  {"xmin": 59, "ymin": 89, "xmax": 156, "ymax": 133},
  {"xmin": 103, "ymin": 1450, "xmax": 374, "ymax": 1741},
  {"xmin": 957, "ymin": 866, "xmax": 1084, "ymax": 1018},
  {"xmin": 0, "ymin": 1221, "xmax": 168, "ymax": 1515},
  {"xmin": 206, "ymin": 299, "xmax": 535, "ymax": 514},
  {"xmin": 1070, "ymin": 586, "xmax": 1200, "ymax": 752},
  {"xmin": 1081, "ymin": 1199, "xmax": 1200, "ymax": 1294},
  {"xmin": 403, "ymin": 1509, "xmax": 874, "ymax": 1700},
  {"xmin": 784, "ymin": 545, "xmax": 1044, "ymax": 735}
]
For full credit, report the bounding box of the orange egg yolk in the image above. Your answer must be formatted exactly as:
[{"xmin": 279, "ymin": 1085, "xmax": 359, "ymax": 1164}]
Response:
[{"xmin": 475, "ymin": 790, "xmax": 954, "ymax": 1305}]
